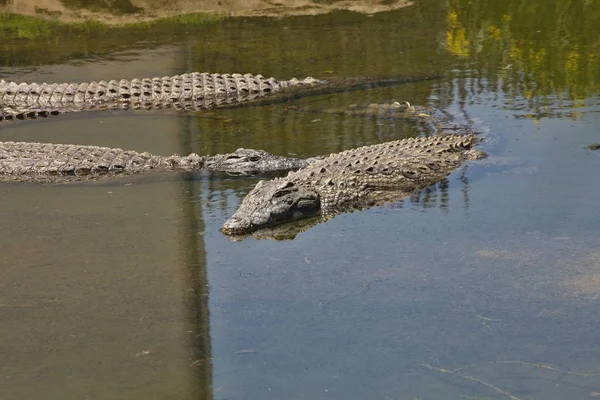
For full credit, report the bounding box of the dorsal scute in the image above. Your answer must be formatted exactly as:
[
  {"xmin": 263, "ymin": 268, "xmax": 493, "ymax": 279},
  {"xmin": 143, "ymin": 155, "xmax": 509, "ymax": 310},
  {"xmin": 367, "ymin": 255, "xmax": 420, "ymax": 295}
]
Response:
[{"xmin": 257, "ymin": 134, "xmax": 479, "ymax": 201}]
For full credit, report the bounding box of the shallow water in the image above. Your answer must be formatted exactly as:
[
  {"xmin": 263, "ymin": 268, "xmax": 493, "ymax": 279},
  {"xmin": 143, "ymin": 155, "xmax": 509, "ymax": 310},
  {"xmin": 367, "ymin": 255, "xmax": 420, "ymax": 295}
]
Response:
[{"xmin": 1, "ymin": 1, "xmax": 600, "ymax": 399}]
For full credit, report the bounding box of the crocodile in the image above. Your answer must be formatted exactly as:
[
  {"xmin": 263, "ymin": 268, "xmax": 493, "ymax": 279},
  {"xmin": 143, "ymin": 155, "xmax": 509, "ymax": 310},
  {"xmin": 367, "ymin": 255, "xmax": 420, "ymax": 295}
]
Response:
[
  {"xmin": 0, "ymin": 73, "xmax": 319, "ymax": 118},
  {"xmin": 0, "ymin": 141, "xmax": 322, "ymax": 183},
  {"xmin": 221, "ymin": 134, "xmax": 487, "ymax": 237},
  {"xmin": 0, "ymin": 74, "xmax": 441, "ymax": 121}
]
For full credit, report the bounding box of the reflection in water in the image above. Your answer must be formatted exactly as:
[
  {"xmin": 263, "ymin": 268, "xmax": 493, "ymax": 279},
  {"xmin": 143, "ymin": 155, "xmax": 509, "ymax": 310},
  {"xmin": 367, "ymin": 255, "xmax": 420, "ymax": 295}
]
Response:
[
  {"xmin": 445, "ymin": 0, "xmax": 600, "ymax": 113},
  {"xmin": 458, "ymin": 165, "xmax": 472, "ymax": 212}
]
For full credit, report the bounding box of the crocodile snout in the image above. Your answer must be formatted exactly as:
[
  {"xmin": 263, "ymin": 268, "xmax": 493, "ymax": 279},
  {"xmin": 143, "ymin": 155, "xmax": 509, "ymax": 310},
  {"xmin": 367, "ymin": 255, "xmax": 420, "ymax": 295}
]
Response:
[{"xmin": 221, "ymin": 216, "xmax": 253, "ymax": 235}]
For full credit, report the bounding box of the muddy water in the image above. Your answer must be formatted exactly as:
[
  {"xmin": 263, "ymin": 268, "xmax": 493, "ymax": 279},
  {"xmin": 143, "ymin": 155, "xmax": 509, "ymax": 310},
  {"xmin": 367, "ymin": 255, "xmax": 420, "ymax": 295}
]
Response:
[{"xmin": 1, "ymin": 0, "xmax": 600, "ymax": 399}]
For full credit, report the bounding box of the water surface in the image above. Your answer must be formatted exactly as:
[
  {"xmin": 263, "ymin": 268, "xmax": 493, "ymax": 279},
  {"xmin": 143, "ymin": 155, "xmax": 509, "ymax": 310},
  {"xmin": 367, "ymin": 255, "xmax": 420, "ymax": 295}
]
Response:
[{"xmin": 1, "ymin": 1, "xmax": 600, "ymax": 399}]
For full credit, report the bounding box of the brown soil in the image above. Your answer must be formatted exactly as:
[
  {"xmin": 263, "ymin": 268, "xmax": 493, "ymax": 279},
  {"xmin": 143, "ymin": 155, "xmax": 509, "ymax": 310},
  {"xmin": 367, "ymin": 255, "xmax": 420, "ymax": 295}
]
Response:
[{"xmin": 1, "ymin": 0, "xmax": 413, "ymax": 24}]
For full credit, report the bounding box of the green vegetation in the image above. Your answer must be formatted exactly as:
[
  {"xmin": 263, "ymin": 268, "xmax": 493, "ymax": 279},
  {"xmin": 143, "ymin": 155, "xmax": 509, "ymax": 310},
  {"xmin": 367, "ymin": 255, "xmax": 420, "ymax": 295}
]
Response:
[
  {"xmin": 134, "ymin": 12, "xmax": 224, "ymax": 28},
  {"xmin": 0, "ymin": 11, "xmax": 222, "ymax": 38},
  {"xmin": 0, "ymin": 13, "xmax": 104, "ymax": 39}
]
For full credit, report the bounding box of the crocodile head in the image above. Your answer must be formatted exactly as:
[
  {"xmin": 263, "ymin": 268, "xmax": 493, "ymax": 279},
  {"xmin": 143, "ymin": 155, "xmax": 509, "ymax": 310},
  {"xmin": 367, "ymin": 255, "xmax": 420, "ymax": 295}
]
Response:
[
  {"xmin": 221, "ymin": 179, "xmax": 321, "ymax": 235},
  {"xmin": 205, "ymin": 148, "xmax": 309, "ymax": 176}
]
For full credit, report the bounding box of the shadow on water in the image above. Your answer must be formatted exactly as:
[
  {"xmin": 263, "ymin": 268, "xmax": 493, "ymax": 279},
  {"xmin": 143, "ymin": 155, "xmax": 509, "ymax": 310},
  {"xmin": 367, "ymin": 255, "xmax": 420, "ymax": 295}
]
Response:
[
  {"xmin": 177, "ymin": 115, "xmax": 213, "ymax": 399},
  {"xmin": 1, "ymin": 0, "xmax": 600, "ymax": 399}
]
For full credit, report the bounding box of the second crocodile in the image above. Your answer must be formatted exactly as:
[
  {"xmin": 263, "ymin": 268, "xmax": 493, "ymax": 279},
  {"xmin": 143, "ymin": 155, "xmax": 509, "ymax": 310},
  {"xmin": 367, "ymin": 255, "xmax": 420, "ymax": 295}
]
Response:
[{"xmin": 0, "ymin": 141, "xmax": 320, "ymax": 183}]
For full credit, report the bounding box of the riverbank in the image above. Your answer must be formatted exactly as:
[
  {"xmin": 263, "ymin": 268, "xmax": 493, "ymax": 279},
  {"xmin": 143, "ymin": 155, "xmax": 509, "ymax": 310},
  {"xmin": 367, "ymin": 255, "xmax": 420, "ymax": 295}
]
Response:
[{"xmin": 1, "ymin": 0, "xmax": 412, "ymax": 25}]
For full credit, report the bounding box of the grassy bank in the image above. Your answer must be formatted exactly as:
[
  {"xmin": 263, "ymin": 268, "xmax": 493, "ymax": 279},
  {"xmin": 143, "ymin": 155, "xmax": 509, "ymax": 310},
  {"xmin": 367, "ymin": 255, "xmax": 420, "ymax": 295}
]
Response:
[
  {"xmin": 0, "ymin": 12, "xmax": 223, "ymax": 39},
  {"xmin": 0, "ymin": 12, "xmax": 224, "ymax": 66}
]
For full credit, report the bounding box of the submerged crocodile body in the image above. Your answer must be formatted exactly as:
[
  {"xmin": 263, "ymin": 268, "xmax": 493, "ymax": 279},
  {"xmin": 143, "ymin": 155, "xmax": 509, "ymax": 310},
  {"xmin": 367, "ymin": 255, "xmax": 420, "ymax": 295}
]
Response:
[
  {"xmin": 0, "ymin": 141, "xmax": 320, "ymax": 183},
  {"xmin": 0, "ymin": 73, "xmax": 319, "ymax": 120},
  {"xmin": 290, "ymin": 101, "xmax": 424, "ymax": 119},
  {"xmin": 291, "ymin": 101, "xmax": 479, "ymax": 135},
  {"xmin": 221, "ymin": 134, "xmax": 486, "ymax": 237}
]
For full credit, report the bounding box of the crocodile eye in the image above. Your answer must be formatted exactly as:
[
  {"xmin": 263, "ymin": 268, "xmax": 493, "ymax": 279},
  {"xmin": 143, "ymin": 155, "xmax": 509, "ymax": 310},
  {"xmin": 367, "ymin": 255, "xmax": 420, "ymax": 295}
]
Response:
[
  {"xmin": 248, "ymin": 156, "xmax": 261, "ymax": 162},
  {"xmin": 272, "ymin": 188, "xmax": 294, "ymax": 198},
  {"xmin": 226, "ymin": 155, "xmax": 241, "ymax": 160}
]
